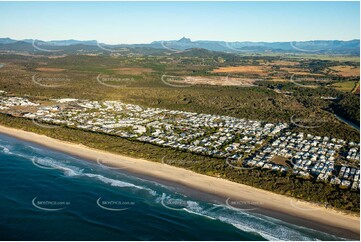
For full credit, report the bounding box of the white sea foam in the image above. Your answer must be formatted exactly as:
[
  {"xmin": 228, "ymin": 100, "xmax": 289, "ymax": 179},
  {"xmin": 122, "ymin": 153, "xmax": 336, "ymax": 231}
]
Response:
[
  {"xmin": 82, "ymin": 173, "xmax": 157, "ymax": 195},
  {"xmin": 0, "ymin": 144, "xmax": 12, "ymax": 154},
  {"xmin": 159, "ymin": 194, "xmax": 218, "ymax": 220},
  {"xmin": 217, "ymin": 214, "xmax": 317, "ymax": 241},
  {"xmin": 1, "ymin": 146, "xmax": 10, "ymax": 154},
  {"xmin": 0, "ymin": 142, "xmax": 344, "ymax": 240},
  {"xmin": 228, "ymin": 220, "xmax": 281, "ymax": 241},
  {"xmin": 0, "ymin": 145, "xmax": 37, "ymax": 161},
  {"xmin": 171, "ymin": 198, "xmax": 281, "ymax": 240},
  {"xmin": 32, "ymin": 156, "xmax": 83, "ymax": 174},
  {"xmin": 84, "ymin": 173, "xmax": 144, "ymax": 189},
  {"xmin": 31, "ymin": 156, "xmax": 157, "ymax": 195},
  {"xmin": 156, "ymin": 193, "xmax": 323, "ymax": 241},
  {"xmin": 183, "ymin": 208, "xmax": 216, "ymax": 220},
  {"xmin": 185, "ymin": 200, "xmax": 202, "ymax": 211}
]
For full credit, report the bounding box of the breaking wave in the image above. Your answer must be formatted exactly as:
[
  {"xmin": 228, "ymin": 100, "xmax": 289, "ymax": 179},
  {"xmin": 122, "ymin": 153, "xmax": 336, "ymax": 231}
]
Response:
[
  {"xmin": 156, "ymin": 193, "xmax": 342, "ymax": 241},
  {"xmin": 0, "ymin": 144, "xmax": 11, "ymax": 154},
  {"xmin": 0, "ymin": 139, "xmax": 345, "ymax": 241},
  {"xmin": 31, "ymin": 156, "xmax": 157, "ymax": 195}
]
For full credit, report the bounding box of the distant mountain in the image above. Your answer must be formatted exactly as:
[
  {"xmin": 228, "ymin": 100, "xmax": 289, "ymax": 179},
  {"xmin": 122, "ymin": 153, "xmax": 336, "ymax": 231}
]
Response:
[
  {"xmin": 177, "ymin": 37, "xmax": 192, "ymax": 43},
  {"xmin": 26, "ymin": 39, "xmax": 98, "ymax": 46},
  {"xmin": 149, "ymin": 38, "xmax": 360, "ymax": 55},
  {"xmin": 0, "ymin": 38, "xmax": 18, "ymax": 44},
  {"xmin": 0, "ymin": 37, "xmax": 359, "ymax": 55},
  {"xmin": 0, "ymin": 41, "xmax": 35, "ymax": 51}
]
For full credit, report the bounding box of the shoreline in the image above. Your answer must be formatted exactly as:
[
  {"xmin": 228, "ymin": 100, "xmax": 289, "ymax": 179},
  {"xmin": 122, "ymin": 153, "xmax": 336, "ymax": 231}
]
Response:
[{"xmin": 0, "ymin": 124, "xmax": 359, "ymax": 240}]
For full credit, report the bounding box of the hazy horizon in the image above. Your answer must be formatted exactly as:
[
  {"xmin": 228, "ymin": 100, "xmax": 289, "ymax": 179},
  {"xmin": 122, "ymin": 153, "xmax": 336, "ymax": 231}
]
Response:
[
  {"xmin": 1, "ymin": 36, "xmax": 361, "ymax": 45},
  {"xmin": 0, "ymin": 1, "xmax": 359, "ymax": 44}
]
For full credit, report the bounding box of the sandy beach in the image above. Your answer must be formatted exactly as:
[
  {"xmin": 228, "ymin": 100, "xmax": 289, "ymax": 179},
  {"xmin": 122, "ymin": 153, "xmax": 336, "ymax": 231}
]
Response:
[{"xmin": 0, "ymin": 124, "xmax": 359, "ymax": 239}]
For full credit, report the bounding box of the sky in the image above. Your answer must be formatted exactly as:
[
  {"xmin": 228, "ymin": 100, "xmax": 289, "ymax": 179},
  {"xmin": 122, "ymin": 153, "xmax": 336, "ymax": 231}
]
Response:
[{"xmin": 0, "ymin": 1, "xmax": 359, "ymax": 44}]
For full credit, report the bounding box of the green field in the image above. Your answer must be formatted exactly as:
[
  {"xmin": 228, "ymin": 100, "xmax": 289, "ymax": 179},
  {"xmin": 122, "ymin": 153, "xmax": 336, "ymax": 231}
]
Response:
[{"xmin": 330, "ymin": 81, "xmax": 358, "ymax": 92}]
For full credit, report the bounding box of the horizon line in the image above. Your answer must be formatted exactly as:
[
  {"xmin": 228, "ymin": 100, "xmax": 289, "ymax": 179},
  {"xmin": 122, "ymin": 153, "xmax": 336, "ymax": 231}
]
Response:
[{"xmin": 1, "ymin": 36, "xmax": 360, "ymax": 45}]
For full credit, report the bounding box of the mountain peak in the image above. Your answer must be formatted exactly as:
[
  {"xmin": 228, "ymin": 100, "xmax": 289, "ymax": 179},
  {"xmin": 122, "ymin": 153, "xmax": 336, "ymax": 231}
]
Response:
[{"xmin": 177, "ymin": 37, "xmax": 191, "ymax": 43}]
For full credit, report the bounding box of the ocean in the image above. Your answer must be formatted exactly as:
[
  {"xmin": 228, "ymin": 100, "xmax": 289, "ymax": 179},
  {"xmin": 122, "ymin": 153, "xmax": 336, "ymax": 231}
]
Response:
[{"xmin": 0, "ymin": 133, "xmax": 347, "ymax": 240}]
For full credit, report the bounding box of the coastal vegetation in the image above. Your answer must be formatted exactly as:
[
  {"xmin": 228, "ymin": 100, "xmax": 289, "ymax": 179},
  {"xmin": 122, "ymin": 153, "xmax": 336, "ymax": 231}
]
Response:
[
  {"xmin": 0, "ymin": 113, "xmax": 359, "ymax": 213},
  {"xmin": 0, "ymin": 51, "xmax": 359, "ymax": 213}
]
